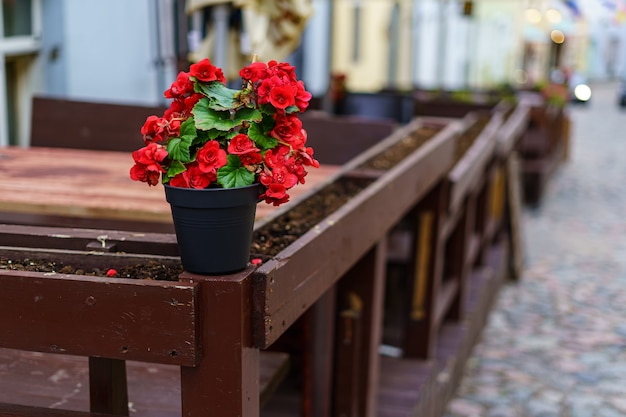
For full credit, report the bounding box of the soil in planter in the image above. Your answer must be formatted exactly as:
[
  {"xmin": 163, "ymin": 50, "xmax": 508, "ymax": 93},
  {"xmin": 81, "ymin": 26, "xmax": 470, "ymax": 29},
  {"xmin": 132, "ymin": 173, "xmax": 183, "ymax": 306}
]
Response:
[
  {"xmin": 0, "ymin": 257, "xmax": 183, "ymax": 281},
  {"xmin": 359, "ymin": 125, "xmax": 442, "ymax": 170},
  {"xmin": 454, "ymin": 115, "xmax": 490, "ymax": 164}
]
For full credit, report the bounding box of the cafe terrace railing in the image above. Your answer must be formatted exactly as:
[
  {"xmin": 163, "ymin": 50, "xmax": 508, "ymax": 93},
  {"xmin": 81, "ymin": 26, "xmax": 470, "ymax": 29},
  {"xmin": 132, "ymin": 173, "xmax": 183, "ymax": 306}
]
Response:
[{"xmin": 0, "ymin": 102, "xmax": 530, "ymax": 417}]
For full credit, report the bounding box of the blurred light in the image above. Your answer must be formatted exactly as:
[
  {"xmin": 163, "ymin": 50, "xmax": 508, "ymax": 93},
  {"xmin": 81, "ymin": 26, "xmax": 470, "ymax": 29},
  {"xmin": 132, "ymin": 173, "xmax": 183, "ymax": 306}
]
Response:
[
  {"xmin": 546, "ymin": 8, "xmax": 562, "ymax": 24},
  {"xmin": 574, "ymin": 84, "xmax": 591, "ymax": 102},
  {"xmin": 525, "ymin": 8, "xmax": 542, "ymax": 24},
  {"xmin": 551, "ymin": 30, "xmax": 565, "ymax": 44}
]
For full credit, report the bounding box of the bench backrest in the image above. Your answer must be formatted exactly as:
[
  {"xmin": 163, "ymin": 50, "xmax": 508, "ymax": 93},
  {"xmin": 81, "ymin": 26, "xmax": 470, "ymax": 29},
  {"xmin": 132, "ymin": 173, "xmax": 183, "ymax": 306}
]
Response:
[
  {"xmin": 300, "ymin": 111, "xmax": 397, "ymax": 165},
  {"xmin": 30, "ymin": 97, "xmax": 396, "ymax": 164},
  {"xmin": 30, "ymin": 96, "xmax": 166, "ymax": 152}
]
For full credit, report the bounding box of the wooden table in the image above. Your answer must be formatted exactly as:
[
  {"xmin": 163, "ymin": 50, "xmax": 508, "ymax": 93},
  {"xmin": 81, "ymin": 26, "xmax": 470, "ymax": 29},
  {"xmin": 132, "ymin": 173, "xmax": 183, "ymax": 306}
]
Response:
[{"xmin": 0, "ymin": 147, "xmax": 338, "ymax": 232}]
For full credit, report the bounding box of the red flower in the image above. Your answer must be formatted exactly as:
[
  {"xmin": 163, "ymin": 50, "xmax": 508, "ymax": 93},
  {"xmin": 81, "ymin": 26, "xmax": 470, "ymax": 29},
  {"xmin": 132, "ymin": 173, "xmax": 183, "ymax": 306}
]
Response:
[
  {"xmin": 141, "ymin": 115, "xmax": 168, "ymax": 144},
  {"xmin": 196, "ymin": 140, "xmax": 227, "ymax": 174},
  {"xmin": 261, "ymin": 183, "xmax": 290, "ymax": 206},
  {"xmin": 131, "ymin": 59, "xmax": 318, "ymax": 207},
  {"xmin": 189, "ymin": 58, "xmax": 226, "ymax": 83},
  {"xmin": 295, "ymin": 81, "xmax": 312, "ymax": 111},
  {"xmin": 170, "ymin": 163, "xmax": 216, "ymax": 189},
  {"xmin": 271, "ymin": 114, "xmax": 305, "ymax": 148},
  {"xmin": 269, "ymin": 85, "xmax": 296, "ymax": 110},
  {"xmin": 227, "ymin": 134, "xmax": 260, "ymax": 155},
  {"xmin": 164, "ymin": 72, "xmax": 195, "ymax": 99},
  {"xmin": 240, "ymin": 62, "xmax": 268, "ymax": 83},
  {"xmin": 130, "ymin": 143, "xmax": 168, "ymax": 186}
]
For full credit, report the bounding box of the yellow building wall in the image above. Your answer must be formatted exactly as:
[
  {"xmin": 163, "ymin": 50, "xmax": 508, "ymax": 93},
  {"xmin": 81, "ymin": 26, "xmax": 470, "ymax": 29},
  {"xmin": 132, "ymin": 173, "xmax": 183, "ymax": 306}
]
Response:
[{"xmin": 331, "ymin": 1, "xmax": 405, "ymax": 92}]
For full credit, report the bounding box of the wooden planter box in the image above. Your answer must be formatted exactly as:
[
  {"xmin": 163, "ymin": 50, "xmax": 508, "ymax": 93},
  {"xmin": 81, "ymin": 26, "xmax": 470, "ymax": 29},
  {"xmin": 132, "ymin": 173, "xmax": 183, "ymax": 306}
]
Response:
[
  {"xmin": 0, "ymin": 113, "xmax": 514, "ymax": 417},
  {"xmin": 0, "ymin": 117, "xmax": 460, "ymax": 417},
  {"xmin": 375, "ymin": 111, "xmax": 511, "ymax": 417},
  {"xmin": 516, "ymin": 92, "xmax": 568, "ymax": 206}
]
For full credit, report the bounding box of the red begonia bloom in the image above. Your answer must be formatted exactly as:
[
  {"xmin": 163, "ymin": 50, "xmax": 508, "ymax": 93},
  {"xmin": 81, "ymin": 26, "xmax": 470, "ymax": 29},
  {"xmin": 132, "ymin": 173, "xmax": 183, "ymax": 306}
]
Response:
[
  {"xmin": 269, "ymin": 85, "xmax": 296, "ymax": 110},
  {"xmin": 189, "ymin": 59, "xmax": 226, "ymax": 84},
  {"xmin": 130, "ymin": 143, "xmax": 168, "ymax": 186},
  {"xmin": 196, "ymin": 140, "xmax": 227, "ymax": 174},
  {"xmin": 271, "ymin": 114, "xmax": 305, "ymax": 148},
  {"xmin": 164, "ymin": 72, "xmax": 194, "ymax": 99},
  {"xmin": 227, "ymin": 134, "xmax": 260, "ymax": 155},
  {"xmin": 131, "ymin": 58, "xmax": 318, "ymax": 206},
  {"xmin": 240, "ymin": 62, "xmax": 268, "ymax": 83}
]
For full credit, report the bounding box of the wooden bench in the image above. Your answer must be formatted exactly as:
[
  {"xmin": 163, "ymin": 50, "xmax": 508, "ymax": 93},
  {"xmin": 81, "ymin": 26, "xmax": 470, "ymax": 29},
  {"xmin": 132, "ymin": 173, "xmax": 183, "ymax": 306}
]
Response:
[{"xmin": 30, "ymin": 96, "xmax": 166, "ymax": 151}]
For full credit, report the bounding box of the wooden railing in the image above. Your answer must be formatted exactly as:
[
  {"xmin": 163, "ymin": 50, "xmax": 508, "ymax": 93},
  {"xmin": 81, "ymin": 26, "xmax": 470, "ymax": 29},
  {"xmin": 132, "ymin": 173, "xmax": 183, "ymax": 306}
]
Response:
[{"xmin": 0, "ymin": 96, "xmax": 532, "ymax": 417}]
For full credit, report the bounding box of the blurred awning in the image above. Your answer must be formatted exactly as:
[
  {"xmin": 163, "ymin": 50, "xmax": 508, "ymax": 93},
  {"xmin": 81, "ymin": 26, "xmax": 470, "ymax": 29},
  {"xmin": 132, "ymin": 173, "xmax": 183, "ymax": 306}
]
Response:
[{"xmin": 186, "ymin": 0, "xmax": 312, "ymax": 76}]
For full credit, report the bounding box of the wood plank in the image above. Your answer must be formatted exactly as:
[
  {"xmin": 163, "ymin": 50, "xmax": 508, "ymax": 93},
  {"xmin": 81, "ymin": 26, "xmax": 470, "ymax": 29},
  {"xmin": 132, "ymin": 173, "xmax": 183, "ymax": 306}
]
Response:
[
  {"xmin": 0, "ymin": 147, "xmax": 339, "ymax": 224},
  {"xmin": 0, "ymin": 271, "xmax": 198, "ymax": 366},
  {"xmin": 496, "ymin": 103, "xmax": 530, "ymax": 158},
  {"xmin": 0, "ymin": 349, "xmax": 288, "ymax": 417},
  {"xmin": 448, "ymin": 113, "xmax": 501, "ymax": 214},
  {"xmin": 0, "ymin": 402, "xmax": 115, "ymax": 417},
  {"xmin": 0, "ymin": 224, "xmax": 179, "ymax": 257}
]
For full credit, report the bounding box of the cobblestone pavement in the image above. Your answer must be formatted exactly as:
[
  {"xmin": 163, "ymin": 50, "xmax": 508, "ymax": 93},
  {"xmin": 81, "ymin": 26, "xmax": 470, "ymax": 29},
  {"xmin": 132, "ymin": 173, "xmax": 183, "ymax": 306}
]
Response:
[{"xmin": 444, "ymin": 82, "xmax": 626, "ymax": 417}]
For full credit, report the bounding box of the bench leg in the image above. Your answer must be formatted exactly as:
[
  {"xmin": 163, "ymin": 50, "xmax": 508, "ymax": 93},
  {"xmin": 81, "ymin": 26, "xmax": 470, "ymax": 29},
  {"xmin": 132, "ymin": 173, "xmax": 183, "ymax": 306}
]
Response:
[
  {"xmin": 335, "ymin": 241, "xmax": 387, "ymax": 417},
  {"xmin": 88, "ymin": 357, "xmax": 129, "ymax": 416},
  {"xmin": 180, "ymin": 273, "xmax": 259, "ymax": 417}
]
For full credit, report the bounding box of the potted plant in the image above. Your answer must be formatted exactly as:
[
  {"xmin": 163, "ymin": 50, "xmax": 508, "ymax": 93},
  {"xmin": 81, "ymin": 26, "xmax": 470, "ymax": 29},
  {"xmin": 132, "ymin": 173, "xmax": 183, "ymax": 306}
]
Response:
[{"xmin": 130, "ymin": 58, "xmax": 319, "ymax": 275}]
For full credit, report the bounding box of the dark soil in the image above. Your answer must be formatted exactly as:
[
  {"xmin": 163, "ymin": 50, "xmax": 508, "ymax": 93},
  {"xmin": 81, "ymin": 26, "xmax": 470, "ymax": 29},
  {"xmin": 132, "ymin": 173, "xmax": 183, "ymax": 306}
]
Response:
[
  {"xmin": 3, "ymin": 121, "xmax": 490, "ymax": 278},
  {"xmin": 0, "ymin": 257, "xmax": 183, "ymax": 281},
  {"xmin": 454, "ymin": 115, "xmax": 490, "ymax": 164}
]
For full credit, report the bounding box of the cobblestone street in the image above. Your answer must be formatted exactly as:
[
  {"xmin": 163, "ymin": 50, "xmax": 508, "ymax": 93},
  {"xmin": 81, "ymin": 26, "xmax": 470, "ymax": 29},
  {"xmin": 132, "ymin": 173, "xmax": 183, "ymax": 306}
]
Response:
[{"xmin": 444, "ymin": 82, "xmax": 626, "ymax": 417}]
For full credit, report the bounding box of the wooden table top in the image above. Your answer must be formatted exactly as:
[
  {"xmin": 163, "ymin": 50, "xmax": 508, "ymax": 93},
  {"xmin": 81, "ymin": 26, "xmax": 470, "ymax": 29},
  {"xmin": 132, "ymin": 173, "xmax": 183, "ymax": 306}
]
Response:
[{"xmin": 0, "ymin": 147, "xmax": 339, "ymax": 224}]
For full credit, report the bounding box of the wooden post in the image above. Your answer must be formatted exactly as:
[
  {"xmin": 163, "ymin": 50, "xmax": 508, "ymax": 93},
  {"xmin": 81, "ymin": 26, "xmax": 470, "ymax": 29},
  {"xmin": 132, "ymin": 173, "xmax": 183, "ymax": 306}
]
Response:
[
  {"xmin": 403, "ymin": 182, "xmax": 447, "ymax": 358},
  {"xmin": 180, "ymin": 268, "xmax": 259, "ymax": 417},
  {"xmin": 334, "ymin": 241, "xmax": 387, "ymax": 417},
  {"xmin": 89, "ymin": 357, "xmax": 129, "ymax": 416}
]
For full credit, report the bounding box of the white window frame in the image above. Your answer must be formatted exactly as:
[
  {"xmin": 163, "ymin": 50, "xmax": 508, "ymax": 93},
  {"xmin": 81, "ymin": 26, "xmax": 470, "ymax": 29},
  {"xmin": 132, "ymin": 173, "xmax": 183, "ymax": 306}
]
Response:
[{"xmin": 0, "ymin": 0, "xmax": 42, "ymax": 147}]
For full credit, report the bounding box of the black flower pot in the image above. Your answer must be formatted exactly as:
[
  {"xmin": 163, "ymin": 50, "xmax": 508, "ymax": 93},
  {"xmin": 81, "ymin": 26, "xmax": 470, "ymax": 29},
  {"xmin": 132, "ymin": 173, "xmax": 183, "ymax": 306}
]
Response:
[{"xmin": 164, "ymin": 184, "xmax": 260, "ymax": 275}]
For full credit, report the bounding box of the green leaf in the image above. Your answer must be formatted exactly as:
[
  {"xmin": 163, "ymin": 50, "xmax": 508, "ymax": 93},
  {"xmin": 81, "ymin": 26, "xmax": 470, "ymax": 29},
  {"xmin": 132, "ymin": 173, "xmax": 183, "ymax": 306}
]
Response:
[
  {"xmin": 284, "ymin": 105, "xmax": 300, "ymax": 114},
  {"xmin": 166, "ymin": 160, "xmax": 186, "ymax": 179},
  {"xmin": 217, "ymin": 155, "xmax": 255, "ymax": 188},
  {"xmin": 248, "ymin": 122, "xmax": 278, "ymax": 150},
  {"xmin": 193, "ymin": 100, "xmax": 263, "ymax": 132},
  {"xmin": 167, "ymin": 136, "xmax": 193, "ymax": 162},
  {"xmin": 195, "ymin": 82, "xmax": 239, "ymax": 110},
  {"xmin": 179, "ymin": 117, "xmax": 197, "ymax": 141}
]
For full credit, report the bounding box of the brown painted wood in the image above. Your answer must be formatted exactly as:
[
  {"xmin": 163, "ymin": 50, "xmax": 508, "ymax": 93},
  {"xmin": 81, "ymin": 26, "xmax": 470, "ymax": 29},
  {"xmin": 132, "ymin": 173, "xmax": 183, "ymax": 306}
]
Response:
[
  {"xmin": 402, "ymin": 182, "xmax": 447, "ymax": 359},
  {"xmin": 301, "ymin": 288, "xmax": 336, "ymax": 417},
  {"xmin": 334, "ymin": 242, "xmax": 386, "ymax": 417},
  {"xmin": 0, "ymin": 224, "xmax": 179, "ymax": 256},
  {"xmin": 300, "ymin": 111, "xmax": 397, "ymax": 165},
  {"xmin": 253, "ymin": 119, "xmax": 460, "ymax": 349},
  {"xmin": 178, "ymin": 268, "xmax": 260, "ymax": 417},
  {"xmin": 377, "ymin": 240, "xmax": 510, "ymax": 417},
  {"xmin": 30, "ymin": 97, "xmax": 167, "ymax": 152},
  {"xmin": 448, "ymin": 112, "xmax": 501, "ymax": 214},
  {"xmin": 0, "ymin": 146, "xmax": 339, "ymax": 230},
  {"xmin": 496, "ymin": 102, "xmax": 531, "ymax": 158},
  {"xmin": 0, "ymin": 402, "xmax": 115, "ymax": 417},
  {"xmin": 88, "ymin": 358, "xmax": 129, "ymax": 415},
  {"xmin": 0, "ymin": 347, "xmax": 288, "ymax": 417},
  {"xmin": 0, "ymin": 271, "xmax": 198, "ymax": 366}
]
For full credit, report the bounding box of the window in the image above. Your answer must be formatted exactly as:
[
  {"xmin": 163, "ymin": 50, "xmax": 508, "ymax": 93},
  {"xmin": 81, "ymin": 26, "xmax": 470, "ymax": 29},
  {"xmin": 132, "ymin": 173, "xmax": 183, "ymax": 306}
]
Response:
[
  {"xmin": 3, "ymin": 0, "xmax": 32, "ymax": 37},
  {"xmin": 0, "ymin": 0, "xmax": 39, "ymax": 146}
]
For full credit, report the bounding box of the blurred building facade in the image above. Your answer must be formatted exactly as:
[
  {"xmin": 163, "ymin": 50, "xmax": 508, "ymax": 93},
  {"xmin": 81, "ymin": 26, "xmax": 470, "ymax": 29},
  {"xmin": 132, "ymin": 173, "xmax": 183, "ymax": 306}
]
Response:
[{"xmin": 1, "ymin": 0, "xmax": 624, "ymax": 147}]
